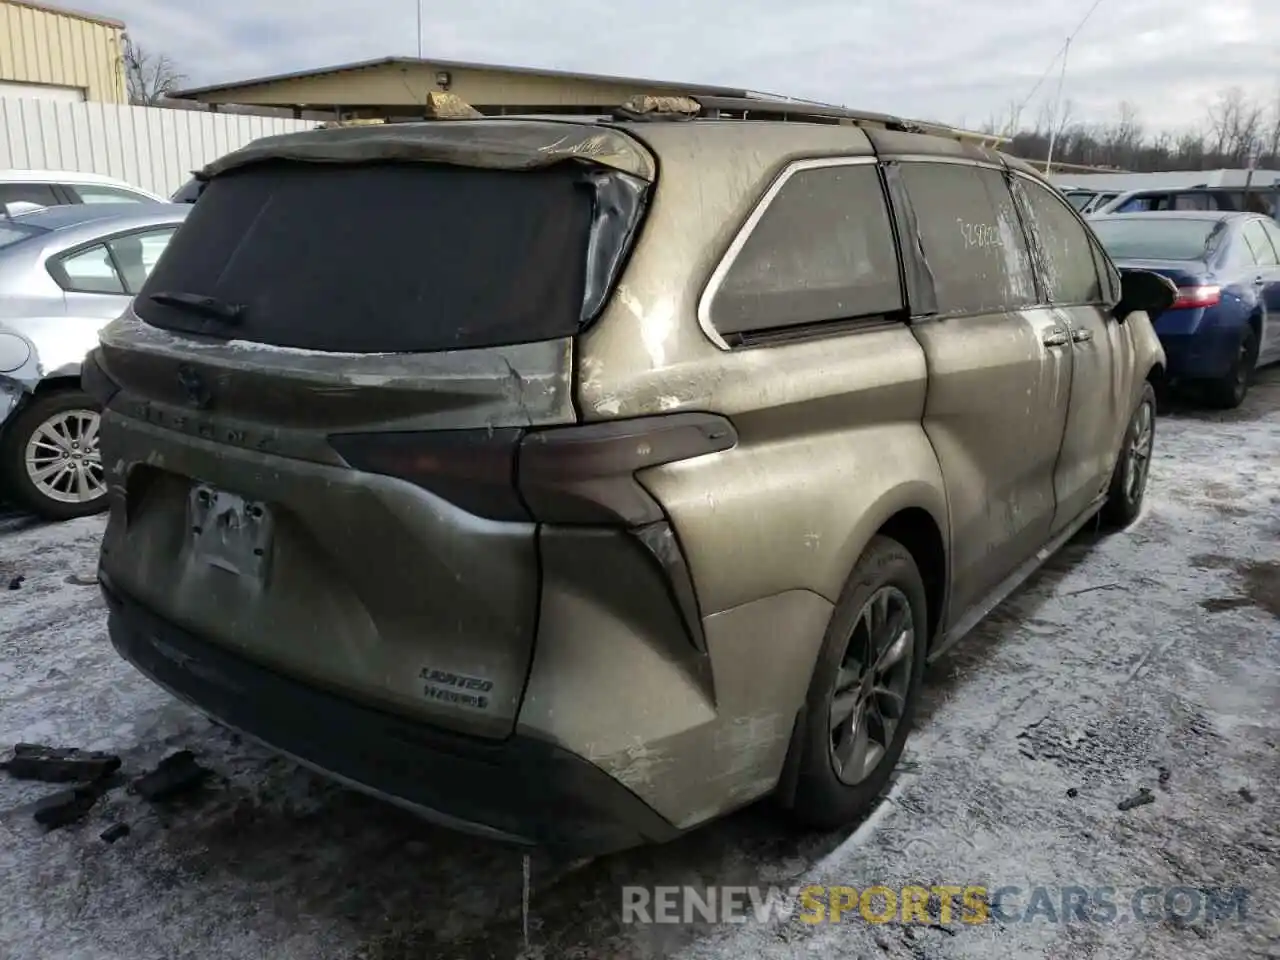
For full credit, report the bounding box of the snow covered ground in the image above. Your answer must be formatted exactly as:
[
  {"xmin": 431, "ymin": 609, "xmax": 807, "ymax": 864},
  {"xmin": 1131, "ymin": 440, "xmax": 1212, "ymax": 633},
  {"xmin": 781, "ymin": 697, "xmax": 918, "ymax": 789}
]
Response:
[{"xmin": 2, "ymin": 371, "xmax": 1277, "ymax": 960}]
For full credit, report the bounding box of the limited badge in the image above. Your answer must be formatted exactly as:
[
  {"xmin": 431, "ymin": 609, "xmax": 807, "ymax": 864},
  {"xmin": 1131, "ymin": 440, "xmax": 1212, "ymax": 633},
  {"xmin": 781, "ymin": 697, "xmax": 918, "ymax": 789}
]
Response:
[{"xmin": 419, "ymin": 667, "xmax": 494, "ymax": 711}]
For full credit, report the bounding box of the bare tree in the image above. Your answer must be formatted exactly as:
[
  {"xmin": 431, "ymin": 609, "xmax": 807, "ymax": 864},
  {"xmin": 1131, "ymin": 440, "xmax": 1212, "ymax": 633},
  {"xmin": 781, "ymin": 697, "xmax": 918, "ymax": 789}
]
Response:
[
  {"xmin": 1206, "ymin": 86, "xmax": 1264, "ymax": 164},
  {"xmin": 990, "ymin": 84, "xmax": 1280, "ymax": 172},
  {"xmin": 122, "ymin": 34, "xmax": 187, "ymax": 105},
  {"xmin": 1264, "ymin": 84, "xmax": 1280, "ymax": 163}
]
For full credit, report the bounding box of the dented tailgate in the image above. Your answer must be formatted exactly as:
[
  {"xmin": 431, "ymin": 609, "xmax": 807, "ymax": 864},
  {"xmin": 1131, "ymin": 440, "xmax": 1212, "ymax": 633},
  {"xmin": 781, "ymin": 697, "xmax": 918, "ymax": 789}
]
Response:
[
  {"xmin": 96, "ymin": 316, "xmax": 575, "ymax": 740},
  {"xmin": 94, "ymin": 121, "xmax": 654, "ymax": 741}
]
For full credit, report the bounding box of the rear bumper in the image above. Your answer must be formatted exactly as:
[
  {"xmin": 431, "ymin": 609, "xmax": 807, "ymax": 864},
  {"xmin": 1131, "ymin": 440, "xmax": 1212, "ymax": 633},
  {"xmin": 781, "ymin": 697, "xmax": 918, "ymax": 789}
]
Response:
[
  {"xmin": 1156, "ymin": 330, "xmax": 1239, "ymax": 381},
  {"xmin": 101, "ymin": 573, "xmax": 681, "ymax": 856}
]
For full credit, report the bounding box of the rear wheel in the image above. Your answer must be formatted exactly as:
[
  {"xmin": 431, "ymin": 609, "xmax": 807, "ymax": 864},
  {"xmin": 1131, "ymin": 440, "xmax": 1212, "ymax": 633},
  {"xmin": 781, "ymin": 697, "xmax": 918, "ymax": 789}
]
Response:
[
  {"xmin": 1101, "ymin": 382, "xmax": 1156, "ymax": 529},
  {"xmin": 1204, "ymin": 327, "xmax": 1258, "ymax": 409},
  {"xmin": 788, "ymin": 536, "xmax": 927, "ymax": 829},
  {"xmin": 0, "ymin": 389, "xmax": 108, "ymax": 521}
]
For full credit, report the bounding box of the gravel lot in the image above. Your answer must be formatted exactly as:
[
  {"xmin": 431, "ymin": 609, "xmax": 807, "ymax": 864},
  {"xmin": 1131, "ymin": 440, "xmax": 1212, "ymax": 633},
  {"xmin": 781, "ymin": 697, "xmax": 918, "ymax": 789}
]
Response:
[{"xmin": 2, "ymin": 370, "xmax": 1278, "ymax": 960}]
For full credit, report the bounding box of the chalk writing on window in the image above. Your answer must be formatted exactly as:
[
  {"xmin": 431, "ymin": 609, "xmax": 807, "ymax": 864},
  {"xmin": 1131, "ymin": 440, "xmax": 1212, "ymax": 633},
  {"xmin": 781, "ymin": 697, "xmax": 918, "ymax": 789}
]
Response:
[{"xmin": 958, "ymin": 219, "xmax": 1001, "ymax": 249}]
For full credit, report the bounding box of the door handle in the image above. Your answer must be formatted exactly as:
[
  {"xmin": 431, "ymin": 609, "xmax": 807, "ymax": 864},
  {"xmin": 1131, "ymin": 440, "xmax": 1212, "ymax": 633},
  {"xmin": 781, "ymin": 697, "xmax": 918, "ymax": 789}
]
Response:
[
  {"xmin": 1043, "ymin": 328, "xmax": 1070, "ymax": 347},
  {"xmin": 1071, "ymin": 328, "xmax": 1094, "ymax": 343}
]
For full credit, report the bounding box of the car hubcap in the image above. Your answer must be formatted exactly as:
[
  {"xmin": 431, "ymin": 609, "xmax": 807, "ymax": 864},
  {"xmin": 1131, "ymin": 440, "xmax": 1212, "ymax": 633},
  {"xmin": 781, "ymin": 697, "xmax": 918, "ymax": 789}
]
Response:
[
  {"xmin": 24, "ymin": 409, "xmax": 106, "ymax": 505},
  {"xmin": 829, "ymin": 585, "xmax": 915, "ymax": 786},
  {"xmin": 1125, "ymin": 400, "xmax": 1154, "ymax": 504}
]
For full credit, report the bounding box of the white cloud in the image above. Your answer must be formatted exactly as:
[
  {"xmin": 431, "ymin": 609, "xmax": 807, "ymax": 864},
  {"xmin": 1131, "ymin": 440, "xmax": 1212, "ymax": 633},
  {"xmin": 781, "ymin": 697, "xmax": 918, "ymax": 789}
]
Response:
[{"xmin": 71, "ymin": 0, "xmax": 1280, "ymax": 133}]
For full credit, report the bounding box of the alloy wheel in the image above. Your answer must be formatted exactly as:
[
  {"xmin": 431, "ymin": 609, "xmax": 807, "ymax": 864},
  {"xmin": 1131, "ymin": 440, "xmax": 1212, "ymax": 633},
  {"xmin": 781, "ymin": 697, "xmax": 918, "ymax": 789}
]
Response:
[
  {"xmin": 828, "ymin": 585, "xmax": 915, "ymax": 786},
  {"xmin": 1125, "ymin": 399, "xmax": 1154, "ymax": 505},
  {"xmin": 23, "ymin": 409, "xmax": 106, "ymax": 505}
]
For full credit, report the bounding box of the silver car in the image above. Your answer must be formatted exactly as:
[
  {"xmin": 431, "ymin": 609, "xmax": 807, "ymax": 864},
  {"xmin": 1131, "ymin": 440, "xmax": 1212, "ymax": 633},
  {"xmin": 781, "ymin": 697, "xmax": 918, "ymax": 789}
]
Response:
[{"xmin": 0, "ymin": 203, "xmax": 190, "ymax": 520}]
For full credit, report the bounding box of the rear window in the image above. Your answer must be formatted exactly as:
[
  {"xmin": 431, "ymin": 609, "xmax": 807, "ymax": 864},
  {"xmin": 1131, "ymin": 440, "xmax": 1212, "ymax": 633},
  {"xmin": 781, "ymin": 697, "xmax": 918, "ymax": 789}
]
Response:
[
  {"xmin": 0, "ymin": 222, "xmax": 43, "ymax": 250},
  {"xmin": 135, "ymin": 160, "xmax": 635, "ymax": 353},
  {"xmin": 1092, "ymin": 218, "xmax": 1224, "ymax": 261}
]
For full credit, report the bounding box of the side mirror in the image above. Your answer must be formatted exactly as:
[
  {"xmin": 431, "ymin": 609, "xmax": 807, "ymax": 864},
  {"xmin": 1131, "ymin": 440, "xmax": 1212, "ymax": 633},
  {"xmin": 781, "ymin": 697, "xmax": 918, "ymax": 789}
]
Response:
[{"xmin": 1112, "ymin": 269, "xmax": 1179, "ymax": 323}]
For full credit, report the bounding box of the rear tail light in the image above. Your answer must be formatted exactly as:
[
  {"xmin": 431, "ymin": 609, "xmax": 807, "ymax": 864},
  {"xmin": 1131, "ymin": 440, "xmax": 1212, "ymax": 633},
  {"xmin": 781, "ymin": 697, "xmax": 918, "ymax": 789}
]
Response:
[
  {"xmin": 328, "ymin": 412, "xmax": 736, "ymax": 526},
  {"xmin": 329, "ymin": 413, "xmax": 739, "ymax": 653},
  {"xmin": 328, "ymin": 427, "xmax": 526, "ymax": 521},
  {"xmin": 1172, "ymin": 285, "xmax": 1220, "ymax": 309}
]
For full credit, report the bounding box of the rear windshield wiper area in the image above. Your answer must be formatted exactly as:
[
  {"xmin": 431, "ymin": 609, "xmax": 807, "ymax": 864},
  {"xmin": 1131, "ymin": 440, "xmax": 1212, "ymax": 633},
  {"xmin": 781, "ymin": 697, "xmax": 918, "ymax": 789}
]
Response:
[{"xmin": 146, "ymin": 291, "xmax": 246, "ymax": 324}]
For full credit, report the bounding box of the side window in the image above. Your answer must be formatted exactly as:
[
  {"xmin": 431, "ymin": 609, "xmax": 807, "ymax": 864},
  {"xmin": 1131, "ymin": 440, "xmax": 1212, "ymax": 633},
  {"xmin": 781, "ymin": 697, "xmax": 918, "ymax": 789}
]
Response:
[
  {"xmin": 0, "ymin": 182, "xmax": 60, "ymax": 208},
  {"xmin": 709, "ymin": 163, "xmax": 902, "ymax": 337},
  {"xmin": 70, "ymin": 184, "xmax": 149, "ymax": 204},
  {"xmin": 107, "ymin": 228, "xmax": 177, "ymax": 293},
  {"xmin": 1015, "ymin": 177, "xmax": 1104, "ymax": 305},
  {"xmin": 1242, "ymin": 221, "xmax": 1279, "ymax": 266},
  {"xmin": 1089, "ymin": 237, "xmax": 1119, "ymax": 304},
  {"xmin": 49, "ymin": 244, "xmax": 126, "ymax": 295},
  {"xmin": 1259, "ymin": 219, "xmax": 1280, "ymax": 259},
  {"xmin": 1173, "ymin": 194, "xmax": 1212, "ymax": 211},
  {"xmin": 898, "ymin": 162, "xmax": 1037, "ymax": 315}
]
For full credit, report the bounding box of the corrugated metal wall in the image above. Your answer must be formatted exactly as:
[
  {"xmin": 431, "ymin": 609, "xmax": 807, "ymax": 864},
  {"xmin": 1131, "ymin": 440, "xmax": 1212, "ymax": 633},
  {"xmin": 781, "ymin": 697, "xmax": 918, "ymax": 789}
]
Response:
[
  {"xmin": 0, "ymin": 0, "xmax": 126, "ymax": 103},
  {"xmin": 0, "ymin": 97, "xmax": 315, "ymax": 196}
]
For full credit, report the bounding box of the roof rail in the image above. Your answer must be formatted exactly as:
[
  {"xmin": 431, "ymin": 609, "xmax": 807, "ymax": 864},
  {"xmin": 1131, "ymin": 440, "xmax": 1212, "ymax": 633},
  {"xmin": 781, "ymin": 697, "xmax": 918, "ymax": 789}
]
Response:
[
  {"xmin": 610, "ymin": 94, "xmax": 999, "ymax": 145},
  {"xmin": 352, "ymin": 92, "xmax": 1003, "ymax": 145}
]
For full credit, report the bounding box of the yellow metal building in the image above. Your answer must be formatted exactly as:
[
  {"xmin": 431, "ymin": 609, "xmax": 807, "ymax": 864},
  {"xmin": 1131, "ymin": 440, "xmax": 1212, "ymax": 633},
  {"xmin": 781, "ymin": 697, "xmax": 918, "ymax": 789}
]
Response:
[{"xmin": 0, "ymin": 0, "xmax": 126, "ymax": 103}]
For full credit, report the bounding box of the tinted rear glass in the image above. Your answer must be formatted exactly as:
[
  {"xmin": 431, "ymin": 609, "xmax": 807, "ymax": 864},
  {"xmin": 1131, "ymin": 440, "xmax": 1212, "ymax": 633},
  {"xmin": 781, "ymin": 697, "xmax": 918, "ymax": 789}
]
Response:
[
  {"xmin": 135, "ymin": 161, "xmax": 595, "ymax": 353},
  {"xmin": 1091, "ymin": 218, "xmax": 1223, "ymax": 261},
  {"xmin": 709, "ymin": 164, "xmax": 903, "ymax": 337}
]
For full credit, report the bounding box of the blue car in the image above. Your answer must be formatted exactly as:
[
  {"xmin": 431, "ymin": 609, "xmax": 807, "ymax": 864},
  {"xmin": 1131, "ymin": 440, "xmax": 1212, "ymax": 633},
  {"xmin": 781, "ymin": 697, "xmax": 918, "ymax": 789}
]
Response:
[{"xmin": 1091, "ymin": 211, "xmax": 1280, "ymax": 407}]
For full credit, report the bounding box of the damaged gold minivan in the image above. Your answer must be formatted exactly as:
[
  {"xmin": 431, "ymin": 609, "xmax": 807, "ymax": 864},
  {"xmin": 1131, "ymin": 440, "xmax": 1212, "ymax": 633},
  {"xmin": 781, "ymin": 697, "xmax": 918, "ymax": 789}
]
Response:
[{"xmin": 89, "ymin": 95, "xmax": 1172, "ymax": 855}]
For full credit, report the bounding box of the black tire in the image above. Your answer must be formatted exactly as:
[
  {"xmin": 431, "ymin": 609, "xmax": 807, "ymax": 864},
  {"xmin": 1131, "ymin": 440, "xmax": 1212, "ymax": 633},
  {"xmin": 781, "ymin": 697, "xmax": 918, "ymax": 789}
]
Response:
[
  {"xmin": 0, "ymin": 389, "xmax": 107, "ymax": 522},
  {"xmin": 1100, "ymin": 382, "xmax": 1156, "ymax": 529},
  {"xmin": 787, "ymin": 536, "xmax": 928, "ymax": 830},
  {"xmin": 1204, "ymin": 326, "xmax": 1258, "ymax": 409}
]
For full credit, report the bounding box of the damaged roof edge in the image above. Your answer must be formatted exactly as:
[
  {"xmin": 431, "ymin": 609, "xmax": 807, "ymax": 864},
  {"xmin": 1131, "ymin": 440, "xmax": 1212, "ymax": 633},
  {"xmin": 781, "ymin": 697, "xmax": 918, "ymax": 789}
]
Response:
[{"xmin": 197, "ymin": 120, "xmax": 658, "ymax": 182}]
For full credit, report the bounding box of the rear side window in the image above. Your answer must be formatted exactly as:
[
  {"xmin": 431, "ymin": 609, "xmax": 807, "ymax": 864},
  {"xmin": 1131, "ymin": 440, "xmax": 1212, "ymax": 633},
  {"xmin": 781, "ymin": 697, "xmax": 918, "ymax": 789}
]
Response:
[
  {"xmin": 49, "ymin": 227, "xmax": 179, "ymax": 295},
  {"xmin": 899, "ymin": 162, "xmax": 1038, "ymax": 315},
  {"xmin": 1242, "ymin": 220, "xmax": 1279, "ymax": 266},
  {"xmin": 708, "ymin": 163, "xmax": 902, "ymax": 338},
  {"xmin": 134, "ymin": 160, "xmax": 641, "ymax": 353},
  {"xmin": 70, "ymin": 184, "xmax": 149, "ymax": 204},
  {"xmin": 1015, "ymin": 178, "xmax": 1103, "ymax": 304},
  {"xmin": 1260, "ymin": 218, "xmax": 1280, "ymax": 256},
  {"xmin": 51, "ymin": 244, "xmax": 126, "ymax": 294}
]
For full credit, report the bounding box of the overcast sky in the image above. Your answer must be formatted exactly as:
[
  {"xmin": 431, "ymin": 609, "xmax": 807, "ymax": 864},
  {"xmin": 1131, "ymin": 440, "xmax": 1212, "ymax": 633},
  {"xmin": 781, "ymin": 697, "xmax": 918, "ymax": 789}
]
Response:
[{"xmin": 73, "ymin": 0, "xmax": 1279, "ymax": 134}]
